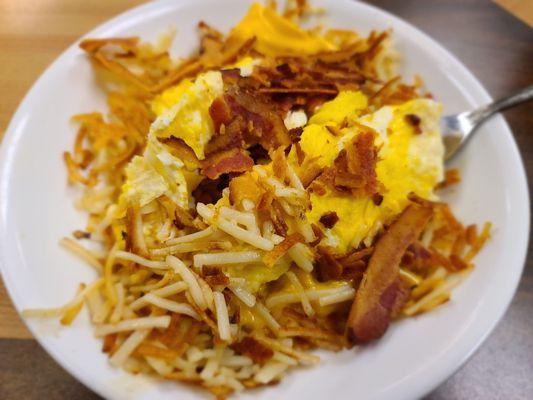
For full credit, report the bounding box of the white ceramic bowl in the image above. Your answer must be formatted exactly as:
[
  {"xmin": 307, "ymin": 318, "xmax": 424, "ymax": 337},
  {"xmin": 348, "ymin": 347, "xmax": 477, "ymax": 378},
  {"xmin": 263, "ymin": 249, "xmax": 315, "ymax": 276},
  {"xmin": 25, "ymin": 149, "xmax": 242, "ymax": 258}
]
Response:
[{"xmin": 0, "ymin": 1, "xmax": 529, "ymax": 399}]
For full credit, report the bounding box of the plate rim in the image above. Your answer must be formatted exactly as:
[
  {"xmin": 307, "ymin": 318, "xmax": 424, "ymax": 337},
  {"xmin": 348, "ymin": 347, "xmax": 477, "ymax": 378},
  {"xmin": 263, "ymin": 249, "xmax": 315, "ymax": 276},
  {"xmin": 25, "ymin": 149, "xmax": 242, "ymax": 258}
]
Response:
[{"xmin": 0, "ymin": 1, "xmax": 529, "ymax": 399}]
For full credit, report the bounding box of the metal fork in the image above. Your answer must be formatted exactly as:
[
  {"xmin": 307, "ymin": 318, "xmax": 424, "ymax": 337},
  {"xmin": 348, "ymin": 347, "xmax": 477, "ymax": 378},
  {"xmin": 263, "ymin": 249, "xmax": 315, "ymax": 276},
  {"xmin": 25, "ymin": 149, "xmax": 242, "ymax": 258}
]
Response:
[{"xmin": 442, "ymin": 85, "xmax": 533, "ymax": 160}]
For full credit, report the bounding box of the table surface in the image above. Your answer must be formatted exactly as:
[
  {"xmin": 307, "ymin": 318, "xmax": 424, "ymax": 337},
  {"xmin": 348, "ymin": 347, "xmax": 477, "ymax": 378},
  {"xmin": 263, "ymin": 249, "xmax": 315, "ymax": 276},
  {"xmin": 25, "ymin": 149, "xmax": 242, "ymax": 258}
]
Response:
[{"xmin": 0, "ymin": 0, "xmax": 531, "ymax": 399}]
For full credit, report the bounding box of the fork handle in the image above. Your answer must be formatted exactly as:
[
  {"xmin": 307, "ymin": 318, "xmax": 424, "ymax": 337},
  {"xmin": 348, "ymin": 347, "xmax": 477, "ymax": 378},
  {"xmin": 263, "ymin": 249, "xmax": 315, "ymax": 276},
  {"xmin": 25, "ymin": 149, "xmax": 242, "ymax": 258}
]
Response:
[{"xmin": 469, "ymin": 84, "xmax": 533, "ymax": 125}]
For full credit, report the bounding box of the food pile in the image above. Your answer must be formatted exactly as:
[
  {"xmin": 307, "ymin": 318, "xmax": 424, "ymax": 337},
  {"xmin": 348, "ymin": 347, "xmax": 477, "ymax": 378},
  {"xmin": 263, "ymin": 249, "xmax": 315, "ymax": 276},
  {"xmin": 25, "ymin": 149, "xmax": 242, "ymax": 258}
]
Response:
[{"xmin": 24, "ymin": 2, "xmax": 490, "ymax": 397}]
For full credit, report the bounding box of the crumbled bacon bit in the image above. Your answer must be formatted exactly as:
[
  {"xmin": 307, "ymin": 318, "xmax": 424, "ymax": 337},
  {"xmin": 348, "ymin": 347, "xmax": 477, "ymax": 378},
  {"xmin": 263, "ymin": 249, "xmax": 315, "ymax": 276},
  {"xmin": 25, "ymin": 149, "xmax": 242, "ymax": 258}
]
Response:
[
  {"xmin": 209, "ymin": 96, "xmax": 233, "ymax": 133},
  {"xmin": 201, "ymin": 148, "xmax": 253, "ymax": 179},
  {"xmin": 257, "ymin": 190, "xmax": 274, "ymax": 211},
  {"xmin": 161, "ymin": 137, "xmax": 200, "ymax": 167},
  {"xmin": 310, "ymin": 223, "xmax": 325, "ymax": 247},
  {"xmin": 372, "ymin": 193, "xmax": 384, "ymax": 206},
  {"xmin": 318, "ymin": 128, "xmax": 380, "ymax": 198},
  {"xmin": 220, "ymin": 88, "xmax": 291, "ymax": 151},
  {"xmin": 319, "ymin": 211, "xmax": 339, "ymax": 229},
  {"xmin": 346, "ymin": 130, "xmax": 379, "ymax": 195},
  {"xmin": 288, "ymin": 127, "xmax": 303, "ymax": 143},
  {"xmin": 339, "ymin": 246, "xmax": 374, "ymax": 268},
  {"xmin": 259, "ymin": 87, "xmax": 338, "ymax": 95},
  {"xmin": 294, "ymin": 142, "xmax": 305, "ymax": 165},
  {"xmin": 309, "ymin": 180, "xmax": 327, "ymax": 196},
  {"xmin": 404, "ymin": 113, "xmax": 422, "ymax": 134},
  {"xmin": 231, "ymin": 337, "xmax": 274, "ymax": 364},
  {"xmin": 271, "ymin": 146, "xmax": 289, "ymax": 182},
  {"xmin": 300, "ymin": 162, "xmax": 323, "ymax": 188}
]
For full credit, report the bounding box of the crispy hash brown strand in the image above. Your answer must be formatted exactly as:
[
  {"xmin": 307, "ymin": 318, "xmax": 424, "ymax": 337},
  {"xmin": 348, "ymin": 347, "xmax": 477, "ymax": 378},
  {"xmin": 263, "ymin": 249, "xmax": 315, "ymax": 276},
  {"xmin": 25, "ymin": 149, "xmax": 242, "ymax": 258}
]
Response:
[{"xmin": 21, "ymin": 1, "xmax": 492, "ymax": 398}]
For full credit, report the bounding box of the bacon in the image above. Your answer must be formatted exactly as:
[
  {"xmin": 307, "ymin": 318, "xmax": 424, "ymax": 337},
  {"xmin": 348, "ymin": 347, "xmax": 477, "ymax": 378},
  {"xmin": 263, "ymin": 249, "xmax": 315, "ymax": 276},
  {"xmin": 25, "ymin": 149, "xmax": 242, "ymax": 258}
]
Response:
[
  {"xmin": 344, "ymin": 129, "xmax": 379, "ymax": 195},
  {"xmin": 310, "ymin": 223, "xmax": 325, "ymax": 247},
  {"xmin": 300, "ymin": 161, "xmax": 323, "ymax": 188},
  {"xmin": 201, "ymin": 148, "xmax": 253, "ymax": 179},
  {"xmin": 271, "ymin": 146, "xmax": 289, "ymax": 182},
  {"xmin": 347, "ymin": 203, "xmax": 434, "ymax": 343},
  {"xmin": 258, "ymin": 87, "xmax": 338, "ymax": 95},
  {"xmin": 205, "ymin": 117, "xmax": 246, "ymax": 156},
  {"xmin": 228, "ymin": 91, "xmax": 291, "ymax": 150},
  {"xmin": 288, "ymin": 127, "xmax": 304, "ymax": 143},
  {"xmin": 231, "ymin": 337, "xmax": 274, "ymax": 364},
  {"xmin": 314, "ymin": 127, "xmax": 380, "ymax": 199},
  {"xmin": 294, "ymin": 142, "xmax": 305, "ymax": 165},
  {"xmin": 338, "ymin": 246, "xmax": 373, "ymax": 270},
  {"xmin": 319, "ymin": 211, "xmax": 339, "ymax": 229},
  {"xmin": 209, "ymin": 96, "xmax": 232, "ymax": 133},
  {"xmin": 160, "ymin": 137, "xmax": 200, "ymax": 167}
]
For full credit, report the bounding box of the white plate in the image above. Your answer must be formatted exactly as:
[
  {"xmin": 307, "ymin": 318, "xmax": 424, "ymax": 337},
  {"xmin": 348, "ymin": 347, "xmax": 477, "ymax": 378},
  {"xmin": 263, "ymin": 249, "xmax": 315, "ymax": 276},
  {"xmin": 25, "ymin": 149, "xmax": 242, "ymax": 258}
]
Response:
[{"xmin": 0, "ymin": 1, "xmax": 529, "ymax": 399}]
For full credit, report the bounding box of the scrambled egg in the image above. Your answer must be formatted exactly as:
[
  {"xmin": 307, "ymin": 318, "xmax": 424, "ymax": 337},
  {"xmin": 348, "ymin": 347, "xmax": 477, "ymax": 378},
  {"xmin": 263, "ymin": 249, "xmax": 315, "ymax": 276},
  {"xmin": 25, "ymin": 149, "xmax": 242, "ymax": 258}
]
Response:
[
  {"xmin": 119, "ymin": 135, "xmax": 189, "ymax": 211},
  {"xmin": 118, "ymin": 70, "xmax": 225, "ymax": 214},
  {"xmin": 291, "ymin": 91, "xmax": 369, "ymax": 170},
  {"xmin": 150, "ymin": 71, "xmax": 223, "ymax": 160},
  {"xmin": 229, "ymin": 3, "xmax": 336, "ymax": 57},
  {"xmin": 299, "ymin": 92, "xmax": 444, "ymax": 253}
]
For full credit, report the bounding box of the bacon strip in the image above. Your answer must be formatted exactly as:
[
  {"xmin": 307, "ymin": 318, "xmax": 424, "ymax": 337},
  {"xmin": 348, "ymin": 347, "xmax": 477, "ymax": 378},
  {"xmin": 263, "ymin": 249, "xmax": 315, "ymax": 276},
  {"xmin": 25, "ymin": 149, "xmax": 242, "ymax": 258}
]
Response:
[
  {"xmin": 347, "ymin": 203, "xmax": 433, "ymax": 343},
  {"xmin": 201, "ymin": 148, "xmax": 253, "ymax": 179},
  {"xmin": 209, "ymin": 96, "xmax": 232, "ymax": 133}
]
